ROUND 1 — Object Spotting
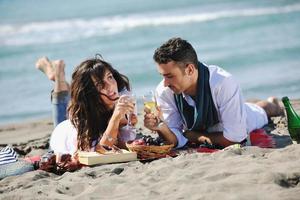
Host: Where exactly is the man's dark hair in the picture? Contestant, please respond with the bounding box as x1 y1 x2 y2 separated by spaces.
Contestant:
153 37 198 67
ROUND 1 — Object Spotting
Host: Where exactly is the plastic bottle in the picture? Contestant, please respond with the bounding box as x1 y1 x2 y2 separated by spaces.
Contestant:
282 96 300 143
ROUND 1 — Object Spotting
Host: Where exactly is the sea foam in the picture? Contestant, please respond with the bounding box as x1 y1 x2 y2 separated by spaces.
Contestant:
1 4 300 46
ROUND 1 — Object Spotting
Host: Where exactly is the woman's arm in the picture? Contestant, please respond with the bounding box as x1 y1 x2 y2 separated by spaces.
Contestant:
98 96 135 147
99 113 122 146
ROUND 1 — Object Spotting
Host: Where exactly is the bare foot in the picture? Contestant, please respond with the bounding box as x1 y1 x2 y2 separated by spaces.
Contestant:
52 59 65 80
52 60 69 92
267 96 284 116
35 57 55 81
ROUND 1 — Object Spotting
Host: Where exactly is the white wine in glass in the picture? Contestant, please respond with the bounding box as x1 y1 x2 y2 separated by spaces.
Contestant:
144 101 156 112
143 91 156 114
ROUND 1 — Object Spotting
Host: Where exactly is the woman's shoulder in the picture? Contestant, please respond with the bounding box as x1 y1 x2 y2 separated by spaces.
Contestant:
50 119 78 154
52 119 77 137
54 119 74 130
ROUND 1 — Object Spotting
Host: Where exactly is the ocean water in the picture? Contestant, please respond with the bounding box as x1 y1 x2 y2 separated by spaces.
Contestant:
0 0 300 125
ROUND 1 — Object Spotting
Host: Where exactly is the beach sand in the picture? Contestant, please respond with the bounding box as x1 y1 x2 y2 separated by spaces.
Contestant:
0 99 299 200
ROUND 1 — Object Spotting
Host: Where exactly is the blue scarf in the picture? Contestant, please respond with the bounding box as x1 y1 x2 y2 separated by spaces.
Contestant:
174 62 219 131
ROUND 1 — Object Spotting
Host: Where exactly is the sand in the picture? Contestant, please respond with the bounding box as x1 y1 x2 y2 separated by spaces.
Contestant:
0 99 299 200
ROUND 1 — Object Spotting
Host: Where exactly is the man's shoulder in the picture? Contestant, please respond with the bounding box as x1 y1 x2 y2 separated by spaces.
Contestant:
207 65 232 79
207 64 235 88
206 65 242 101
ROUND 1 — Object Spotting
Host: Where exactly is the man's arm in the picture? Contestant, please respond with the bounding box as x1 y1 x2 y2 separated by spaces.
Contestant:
183 130 236 148
144 109 178 146
145 112 238 148
155 120 178 146
144 82 188 148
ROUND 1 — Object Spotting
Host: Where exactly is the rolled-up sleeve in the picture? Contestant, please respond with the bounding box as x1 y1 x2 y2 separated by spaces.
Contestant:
169 127 188 148
155 82 188 148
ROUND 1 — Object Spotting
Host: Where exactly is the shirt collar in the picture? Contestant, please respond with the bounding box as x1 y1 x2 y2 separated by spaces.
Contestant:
182 92 196 107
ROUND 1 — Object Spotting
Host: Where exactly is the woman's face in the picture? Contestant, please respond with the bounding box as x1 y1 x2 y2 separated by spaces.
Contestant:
92 69 119 109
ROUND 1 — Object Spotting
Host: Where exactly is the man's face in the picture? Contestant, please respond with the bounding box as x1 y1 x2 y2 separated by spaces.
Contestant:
156 61 191 94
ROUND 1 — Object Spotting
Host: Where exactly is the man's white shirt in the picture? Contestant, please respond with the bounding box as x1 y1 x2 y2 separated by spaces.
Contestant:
155 65 268 148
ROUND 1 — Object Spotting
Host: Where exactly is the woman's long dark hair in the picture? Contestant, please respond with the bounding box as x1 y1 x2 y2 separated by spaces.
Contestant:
68 57 130 151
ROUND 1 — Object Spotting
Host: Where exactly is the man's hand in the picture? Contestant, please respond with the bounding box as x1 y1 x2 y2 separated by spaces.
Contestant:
184 130 235 148
184 131 212 144
143 107 160 131
143 106 178 146
198 135 213 145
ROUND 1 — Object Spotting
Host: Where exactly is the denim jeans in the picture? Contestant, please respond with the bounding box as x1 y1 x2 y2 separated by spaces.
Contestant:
51 91 70 127
0 92 70 180
0 160 35 180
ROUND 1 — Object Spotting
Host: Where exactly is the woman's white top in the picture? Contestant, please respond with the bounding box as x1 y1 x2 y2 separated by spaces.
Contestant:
50 120 78 155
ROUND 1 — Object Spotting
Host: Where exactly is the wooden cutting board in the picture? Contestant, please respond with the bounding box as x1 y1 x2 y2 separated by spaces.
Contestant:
78 150 137 166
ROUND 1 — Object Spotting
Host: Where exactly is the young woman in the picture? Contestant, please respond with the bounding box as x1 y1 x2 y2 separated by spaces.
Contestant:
36 56 137 156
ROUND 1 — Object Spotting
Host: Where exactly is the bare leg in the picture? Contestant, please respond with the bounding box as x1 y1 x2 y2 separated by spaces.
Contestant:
36 58 70 126
35 57 55 81
255 96 284 118
52 60 69 93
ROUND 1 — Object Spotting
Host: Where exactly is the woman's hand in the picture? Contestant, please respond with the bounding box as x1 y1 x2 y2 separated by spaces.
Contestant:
112 95 135 120
119 113 138 127
95 144 108 154
100 95 136 147
130 113 138 126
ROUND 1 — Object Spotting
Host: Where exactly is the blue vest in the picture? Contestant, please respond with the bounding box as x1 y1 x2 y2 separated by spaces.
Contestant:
174 62 219 131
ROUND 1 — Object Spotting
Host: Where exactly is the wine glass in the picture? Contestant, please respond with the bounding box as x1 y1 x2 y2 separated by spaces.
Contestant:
143 91 159 132
125 94 136 129
143 91 156 114
118 90 137 142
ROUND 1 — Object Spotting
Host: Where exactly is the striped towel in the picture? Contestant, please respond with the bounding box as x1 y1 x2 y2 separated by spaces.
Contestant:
0 146 18 165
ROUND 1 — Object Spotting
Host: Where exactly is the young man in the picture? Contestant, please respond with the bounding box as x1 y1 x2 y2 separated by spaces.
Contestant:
144 37 283 148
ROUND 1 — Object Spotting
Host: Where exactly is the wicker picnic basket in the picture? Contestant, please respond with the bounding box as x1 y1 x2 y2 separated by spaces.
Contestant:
126 141 174 160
